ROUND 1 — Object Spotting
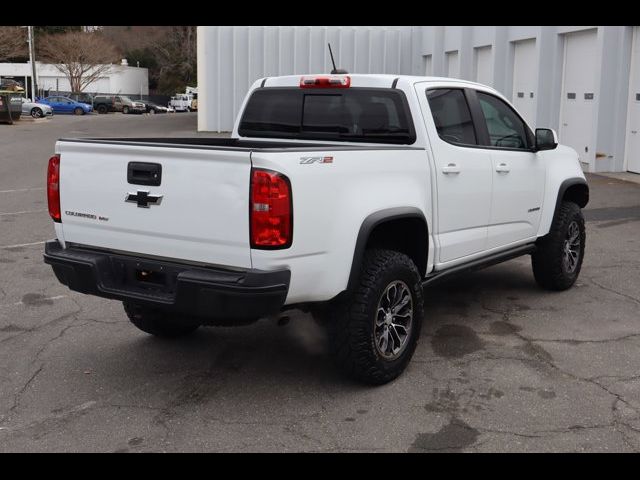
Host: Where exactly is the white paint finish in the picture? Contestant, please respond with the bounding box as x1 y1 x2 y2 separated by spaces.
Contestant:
56 141 253 269
536 145 586 237
474 46 493 86
625 26 640 173
431 138 492 262
486 149 545 248
445 51 459 78
512 38 537 127
414 81 492 263
560 29 598 170
251 148 431 304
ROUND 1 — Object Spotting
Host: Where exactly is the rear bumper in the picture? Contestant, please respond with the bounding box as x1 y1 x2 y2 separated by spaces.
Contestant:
43 240 290 322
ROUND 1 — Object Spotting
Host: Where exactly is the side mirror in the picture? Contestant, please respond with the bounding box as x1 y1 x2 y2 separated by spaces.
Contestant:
535 128 558 151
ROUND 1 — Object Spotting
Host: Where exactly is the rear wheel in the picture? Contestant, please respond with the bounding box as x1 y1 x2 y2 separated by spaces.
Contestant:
532 201 586 290
30 107 43 118
149 108 156 114
328 249 424 385
123 106 130 114
73 107 84 115
123 302 200 338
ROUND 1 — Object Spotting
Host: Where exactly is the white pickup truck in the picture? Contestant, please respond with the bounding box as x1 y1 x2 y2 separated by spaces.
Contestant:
44 74 589 384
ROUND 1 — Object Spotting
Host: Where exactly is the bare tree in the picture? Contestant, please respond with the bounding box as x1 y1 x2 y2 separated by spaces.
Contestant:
152 26 197 92
38 31 119 92
0 26 27 61
99 26 197 94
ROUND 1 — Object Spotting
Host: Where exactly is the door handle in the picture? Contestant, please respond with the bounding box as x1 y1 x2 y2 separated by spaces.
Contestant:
496 163 510 173
442 163 460 174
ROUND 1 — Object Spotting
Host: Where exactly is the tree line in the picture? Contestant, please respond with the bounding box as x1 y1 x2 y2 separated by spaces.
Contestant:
0 26 197 95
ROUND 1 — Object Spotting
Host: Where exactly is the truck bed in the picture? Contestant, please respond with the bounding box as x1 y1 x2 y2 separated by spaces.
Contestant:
59 137 422 152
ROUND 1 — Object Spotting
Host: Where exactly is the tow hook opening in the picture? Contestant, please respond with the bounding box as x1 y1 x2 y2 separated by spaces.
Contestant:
135 269 165 285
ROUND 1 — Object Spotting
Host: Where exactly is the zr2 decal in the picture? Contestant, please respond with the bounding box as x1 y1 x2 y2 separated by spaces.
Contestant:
300 156 333 164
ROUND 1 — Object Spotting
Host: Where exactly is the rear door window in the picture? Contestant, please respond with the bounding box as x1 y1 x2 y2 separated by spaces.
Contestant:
426 88 478 146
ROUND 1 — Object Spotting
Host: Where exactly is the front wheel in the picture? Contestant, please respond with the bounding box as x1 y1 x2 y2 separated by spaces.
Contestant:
31 107 43 118
123 302 200 338
532 201 586 291
328 249 424 385
73 107 84 115
149 108 156 114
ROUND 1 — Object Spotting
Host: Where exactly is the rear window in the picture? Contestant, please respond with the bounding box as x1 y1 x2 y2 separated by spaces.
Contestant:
238 87 416 144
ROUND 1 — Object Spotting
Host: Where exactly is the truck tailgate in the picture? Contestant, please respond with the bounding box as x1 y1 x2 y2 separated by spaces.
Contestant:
57 140 252 268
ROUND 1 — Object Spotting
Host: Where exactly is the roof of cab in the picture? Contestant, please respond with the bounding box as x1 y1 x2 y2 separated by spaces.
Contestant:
261 73 496 92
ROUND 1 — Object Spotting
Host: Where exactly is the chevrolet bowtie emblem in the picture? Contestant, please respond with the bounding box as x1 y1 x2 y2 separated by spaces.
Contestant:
125 191 163 208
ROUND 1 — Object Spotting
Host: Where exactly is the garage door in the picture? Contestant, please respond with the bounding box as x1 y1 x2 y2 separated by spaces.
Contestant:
446 51 459 78
474 46 493 86
626 26 640 174
512 38 537 127
424 55 433 76
560 29 598 171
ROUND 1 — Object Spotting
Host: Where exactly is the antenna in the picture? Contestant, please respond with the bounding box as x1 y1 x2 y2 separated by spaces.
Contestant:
327 43 348 75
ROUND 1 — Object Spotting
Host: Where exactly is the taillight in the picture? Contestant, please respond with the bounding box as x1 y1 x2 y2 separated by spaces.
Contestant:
47 154 61 222
250 168 292 249
299 75 350 88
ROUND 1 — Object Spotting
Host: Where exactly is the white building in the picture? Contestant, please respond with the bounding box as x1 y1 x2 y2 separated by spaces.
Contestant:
0 60 149 98
197 26 640 174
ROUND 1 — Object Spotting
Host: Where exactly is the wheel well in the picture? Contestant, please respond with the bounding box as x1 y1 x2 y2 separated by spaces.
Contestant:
563 183 589 208
345 209 429 292
365 217 428 276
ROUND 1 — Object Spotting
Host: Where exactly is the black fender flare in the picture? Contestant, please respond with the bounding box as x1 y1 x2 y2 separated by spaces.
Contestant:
554 177 589 218
346 207 428 291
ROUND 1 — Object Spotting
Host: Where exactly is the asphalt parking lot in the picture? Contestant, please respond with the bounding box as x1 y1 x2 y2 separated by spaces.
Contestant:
1 113 640 452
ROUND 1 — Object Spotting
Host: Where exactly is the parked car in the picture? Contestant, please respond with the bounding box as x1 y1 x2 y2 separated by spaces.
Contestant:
67 92 94 106
37 96 92 115
21 98 53 118
43 74 589 384
93 95 145 114
139 100 170 114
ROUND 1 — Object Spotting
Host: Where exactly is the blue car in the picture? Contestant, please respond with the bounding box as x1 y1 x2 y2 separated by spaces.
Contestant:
37 96 93 115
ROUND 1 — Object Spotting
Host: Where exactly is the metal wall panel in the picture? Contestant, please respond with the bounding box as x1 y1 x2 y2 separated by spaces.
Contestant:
198 26 415 132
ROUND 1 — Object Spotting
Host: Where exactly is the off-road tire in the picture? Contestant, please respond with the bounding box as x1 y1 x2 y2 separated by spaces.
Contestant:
123 302 200 338
328 249 424 385
532 201 585 291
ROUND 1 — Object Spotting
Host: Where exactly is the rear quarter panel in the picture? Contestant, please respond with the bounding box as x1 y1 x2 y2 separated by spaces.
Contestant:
250 148 432 304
